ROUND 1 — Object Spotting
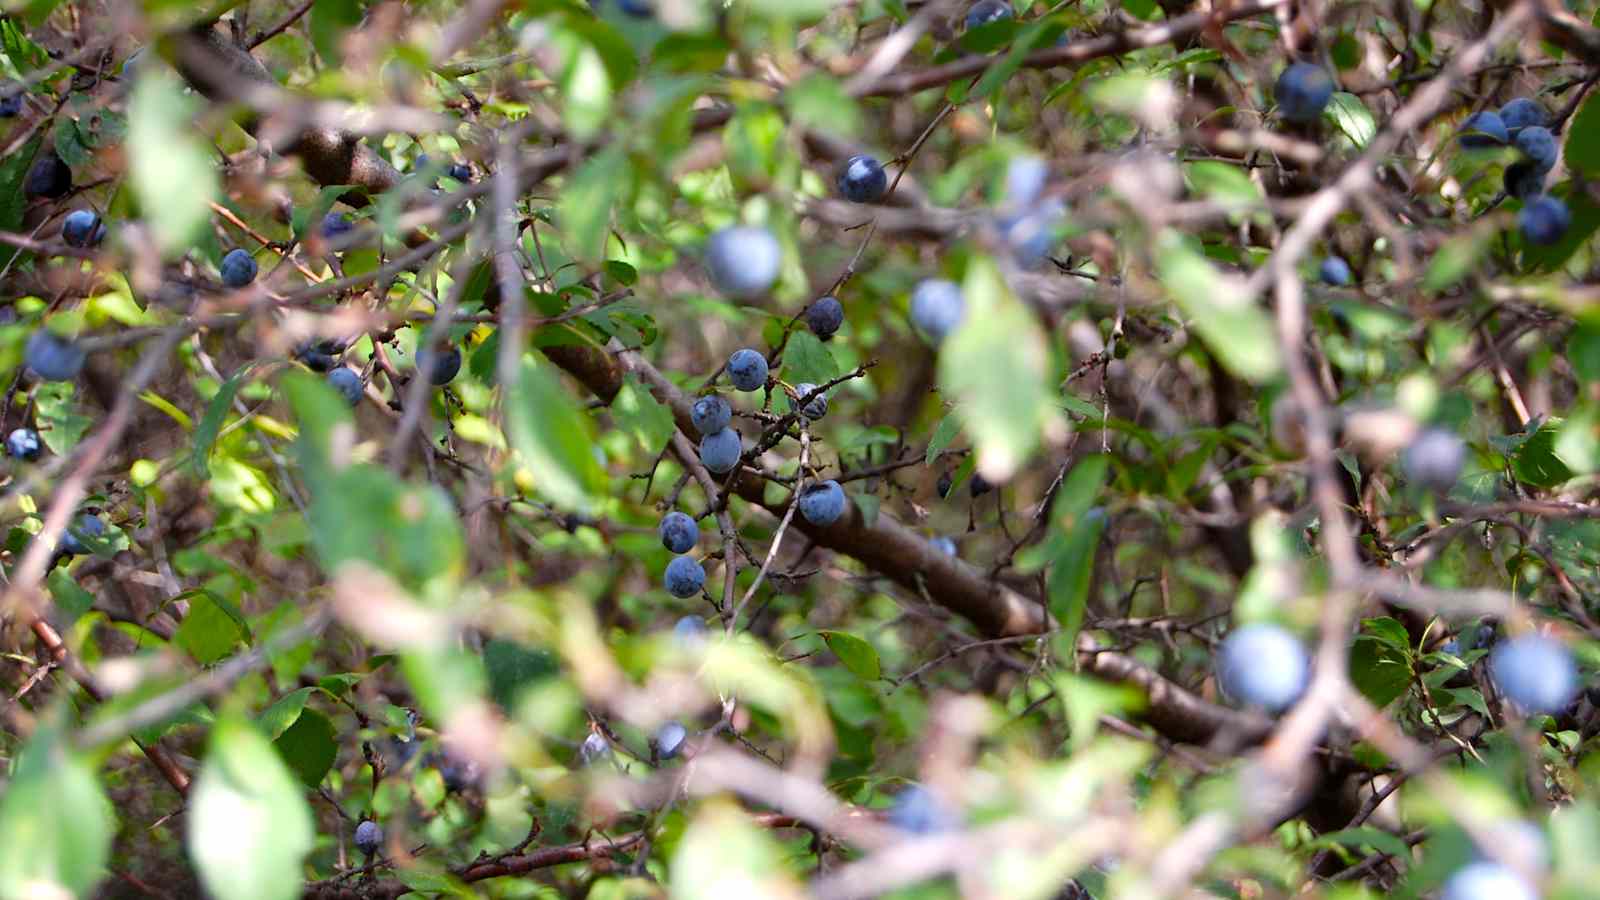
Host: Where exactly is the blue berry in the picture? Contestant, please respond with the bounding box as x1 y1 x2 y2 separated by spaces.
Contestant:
25 330 86 382
1000 199 1062 268
354 820 383 857
964 0 1013 29
837 155 888 203
931 536 957 557
673 615 709 648
417 345 462 386
1215 623 1309 712
706 226 782 299
969 472 994 497
690 394 732 436
910 279 965 343
1274 63 1334 123
1499 98 1547 137
655 721 688 759
579 731 610 764
889 784 958 834
1319 256 1352 286
1004 155 1048 208
414 153 431 171
60 513 106 557
1458 110 1509 149
445 162 472 183
6 428 42 461
658 511 699 554
698 427 742 474
435 753 480 792
1402 427 1466 491
25 153 71 199
320 212 354 240
1504 160 1545 200
797 480 846 527
1515 126 1558 171
328 368 363 406
807 296 844 339
220 248 258 288
1441 862 1536 900
727 349 768 392
791 383 828 420
1490 633 1578 715
295 340 342 373
61 210 105 248
1519 195 1571 246
664 555 706 598
0 90 22 117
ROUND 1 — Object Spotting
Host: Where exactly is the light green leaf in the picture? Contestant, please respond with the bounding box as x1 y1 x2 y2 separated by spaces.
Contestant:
309 0 362 64
188 715 314 900
0 722 113 898
819 630 881 681
560 39 611 142
937 256 1053 480
925 412 962 464
192 365 251 477
612 376 676 453
781 331 838 388
559 145 626 265
506 353 607 513
1155 231 1281 381
1323 92 1376 149
175 590 251 665
257 687 316 740
128 69 218 254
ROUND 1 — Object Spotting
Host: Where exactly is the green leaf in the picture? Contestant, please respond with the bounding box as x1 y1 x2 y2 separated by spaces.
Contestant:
257 687 316 740
506 353 607 513
1323 92 1376 150
1045 456 1109 649
192 365 251 477
781 331 838 388
0 19 50 78
1521 185 1600 272
309 0 362 64
0 135 41 269
175 591 251 665
273 708 337 789
971 18 1057 99
0 723 112 897
1308 826 1412 860
1422 220 1496 293
1155 231 1281 381
1349 636 1411 708
34 381 91 457
787 72 860 138
559 145 626 265
46 569 95 625
1360 616 1412 654
1512 420 1576 489
937 256 1053 480
1565 90 1600 180
925 412 962 465
188 715 314 900
128 68 218 254
612 375 676 453
558 36 612 142
819 631 881 681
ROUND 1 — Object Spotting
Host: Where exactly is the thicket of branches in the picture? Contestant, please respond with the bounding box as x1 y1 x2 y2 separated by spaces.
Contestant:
2 0 1600 898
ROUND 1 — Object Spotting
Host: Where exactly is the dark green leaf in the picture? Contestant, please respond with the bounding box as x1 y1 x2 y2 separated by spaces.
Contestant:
192 366 250 477
273 708 337 789
506 353 607 513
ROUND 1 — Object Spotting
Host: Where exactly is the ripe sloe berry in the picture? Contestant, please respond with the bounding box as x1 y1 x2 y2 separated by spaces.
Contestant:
910 279 965 343
673 615 709 648
1514 126 1558 171
791 383 828 420
664 555 706 598
1441 862 1536 900
60 513 106 557
320 213 354 240
690 395 732 436
658 511 699 554
1519 195 1571 246
797 480 846 526
220 249 258 288
1215 623 1309 712
328 368 363 406
579 732 610 764
1504 160 1545 200
61 210 105 248
807 296 844 339
655 721 688 760
1499 98 1547 137
698 427 742 474
727 349 768 391
354 820 383 857
1402 427 1466 492
965 0 1013 29
1490 633 1578 715
837 155 888 203
1273 63 1334 123
1458 111 1508 149
889 784 958 834
417 345 462 386
1319 256 1352 286
6 428 42 462
24 153 71 199
25 330 86 382
706 226 782 299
